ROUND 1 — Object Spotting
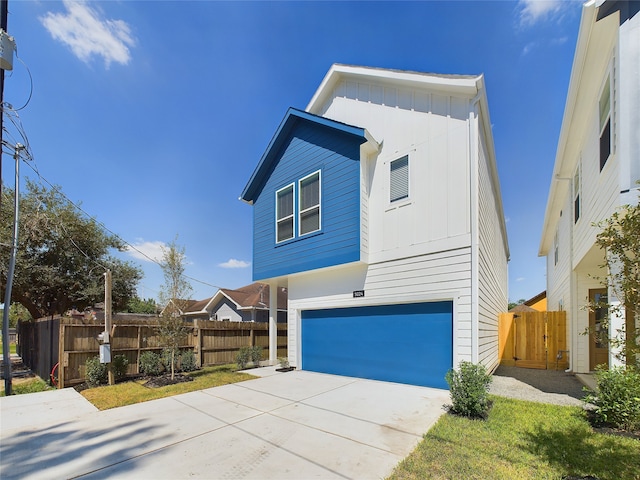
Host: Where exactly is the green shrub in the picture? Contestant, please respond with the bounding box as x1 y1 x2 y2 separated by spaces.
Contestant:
112 354 129 381
278 357 290 369
85 356 108 387
139 351 163 376
445 361 492 419
179 349 197 372
251 346 263 367
584 366 640 431
236 346 252 369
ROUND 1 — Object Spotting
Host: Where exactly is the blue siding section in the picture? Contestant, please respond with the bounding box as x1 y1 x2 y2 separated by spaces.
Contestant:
302 302 453 389
252 118 363 280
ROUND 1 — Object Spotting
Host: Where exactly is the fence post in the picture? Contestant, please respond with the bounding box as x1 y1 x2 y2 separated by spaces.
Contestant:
58 320 65 389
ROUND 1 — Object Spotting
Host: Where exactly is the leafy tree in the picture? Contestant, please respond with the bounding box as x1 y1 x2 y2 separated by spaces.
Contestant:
8 303 32 328
157 238 192 379
508 299 526 310
0 181 143 319
127 296 158 314
589 200 639 368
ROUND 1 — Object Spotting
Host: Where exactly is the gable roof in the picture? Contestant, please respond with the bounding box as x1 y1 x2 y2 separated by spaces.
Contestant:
183 282 289 317
219 282 288 311
306 63 481 114
240 107 372 204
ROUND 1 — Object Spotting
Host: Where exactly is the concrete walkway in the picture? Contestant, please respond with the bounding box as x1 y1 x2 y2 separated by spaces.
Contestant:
0 368 449 479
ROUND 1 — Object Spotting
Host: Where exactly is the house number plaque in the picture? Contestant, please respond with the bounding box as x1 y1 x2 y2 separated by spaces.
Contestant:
353 290 365 298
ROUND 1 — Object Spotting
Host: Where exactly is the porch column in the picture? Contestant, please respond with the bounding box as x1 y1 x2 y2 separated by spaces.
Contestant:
269 281 278 365
608 288 626 368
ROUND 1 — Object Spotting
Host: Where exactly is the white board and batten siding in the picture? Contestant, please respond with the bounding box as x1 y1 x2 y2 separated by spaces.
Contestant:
476 113 508 371
283 70 508 373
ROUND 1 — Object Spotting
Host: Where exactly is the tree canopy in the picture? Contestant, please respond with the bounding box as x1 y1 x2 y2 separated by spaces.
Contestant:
1 181 143 319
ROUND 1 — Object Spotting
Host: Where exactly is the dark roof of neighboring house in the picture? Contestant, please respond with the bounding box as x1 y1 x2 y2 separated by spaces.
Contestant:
185 297 211 313
182 282 288 315
220 282 288 311
524 291 546 307
509 304 538 313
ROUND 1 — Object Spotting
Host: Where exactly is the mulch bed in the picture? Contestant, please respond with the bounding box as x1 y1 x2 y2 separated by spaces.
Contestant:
585 410 640 440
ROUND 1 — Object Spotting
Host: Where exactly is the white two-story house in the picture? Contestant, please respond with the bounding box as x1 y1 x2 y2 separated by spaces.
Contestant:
241 64 508 389
539 0 639 373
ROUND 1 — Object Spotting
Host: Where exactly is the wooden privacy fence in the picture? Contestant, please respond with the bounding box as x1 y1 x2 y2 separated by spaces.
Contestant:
18 315 287 388
498 311 568 370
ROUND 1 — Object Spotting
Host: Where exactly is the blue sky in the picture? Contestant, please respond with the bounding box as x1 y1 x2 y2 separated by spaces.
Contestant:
2 0 583 304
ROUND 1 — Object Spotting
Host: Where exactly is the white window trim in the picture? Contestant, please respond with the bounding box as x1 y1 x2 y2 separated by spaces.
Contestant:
298 170 322 237
598 66 613 170
275 182 295 244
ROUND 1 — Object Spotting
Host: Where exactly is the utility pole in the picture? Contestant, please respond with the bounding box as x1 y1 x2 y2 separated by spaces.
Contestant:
2 144 23 395
0 0 7 198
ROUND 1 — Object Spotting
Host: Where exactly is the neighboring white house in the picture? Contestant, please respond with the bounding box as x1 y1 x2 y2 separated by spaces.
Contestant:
539 0 639 373
162 283 288 323
241 64 509 389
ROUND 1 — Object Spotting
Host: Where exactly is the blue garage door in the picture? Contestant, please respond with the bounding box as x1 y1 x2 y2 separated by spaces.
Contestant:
301 301 453 389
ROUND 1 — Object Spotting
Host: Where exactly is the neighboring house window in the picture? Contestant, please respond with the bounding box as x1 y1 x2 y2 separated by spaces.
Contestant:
599 76 611 170
573 163 581 224
299 170 321 236
390 155 409 202
276 183 294 243
553 228 559 266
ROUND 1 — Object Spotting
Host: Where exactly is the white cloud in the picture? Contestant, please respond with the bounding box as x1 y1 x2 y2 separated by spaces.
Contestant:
516 277 526 282
518 0 564 26
125 240 166 263
40 0 135 68
219 259 251 269
522 41 537 55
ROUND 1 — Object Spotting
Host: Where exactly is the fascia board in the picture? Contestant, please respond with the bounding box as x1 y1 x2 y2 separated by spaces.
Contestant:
307 63 479 114
240 107 367 203
539 1 596 255
475 75 510 261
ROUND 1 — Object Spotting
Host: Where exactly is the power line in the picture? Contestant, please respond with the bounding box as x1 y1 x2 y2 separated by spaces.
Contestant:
17 158 225 292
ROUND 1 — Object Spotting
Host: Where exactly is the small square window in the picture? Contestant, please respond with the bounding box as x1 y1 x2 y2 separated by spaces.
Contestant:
390 156 409 202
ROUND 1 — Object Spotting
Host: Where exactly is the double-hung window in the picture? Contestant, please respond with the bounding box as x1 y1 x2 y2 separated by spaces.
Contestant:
276 184 294 243
390 155 409 203
599 76 611 170
299 171 321 236
275 169 321 244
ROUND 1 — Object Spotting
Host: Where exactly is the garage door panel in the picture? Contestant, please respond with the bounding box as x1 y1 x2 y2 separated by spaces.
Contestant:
302 302 452 389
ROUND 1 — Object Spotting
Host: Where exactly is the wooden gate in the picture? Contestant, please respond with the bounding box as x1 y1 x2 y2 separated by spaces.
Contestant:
498 311 568 370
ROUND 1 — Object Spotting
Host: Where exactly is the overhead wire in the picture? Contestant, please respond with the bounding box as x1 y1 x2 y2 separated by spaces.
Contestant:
16 158 225 293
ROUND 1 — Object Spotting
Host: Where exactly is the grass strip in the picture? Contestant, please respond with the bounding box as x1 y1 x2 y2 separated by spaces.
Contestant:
389 396 639 480
81 364 255 410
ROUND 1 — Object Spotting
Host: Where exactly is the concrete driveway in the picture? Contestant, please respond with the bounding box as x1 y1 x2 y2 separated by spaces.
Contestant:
0 368 449 479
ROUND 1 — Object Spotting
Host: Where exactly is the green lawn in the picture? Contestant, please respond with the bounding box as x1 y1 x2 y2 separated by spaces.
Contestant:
0 342 16 355
388 396 639 480
81 364 256 410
